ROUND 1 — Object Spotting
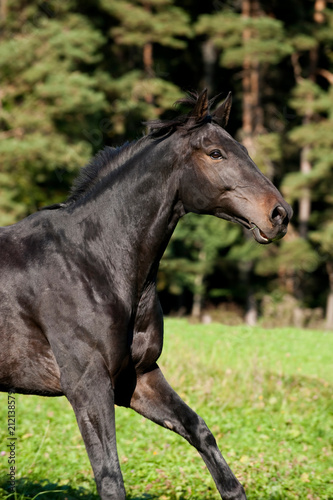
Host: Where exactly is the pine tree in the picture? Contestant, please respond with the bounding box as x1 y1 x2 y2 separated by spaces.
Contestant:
196 1 292 164
97 0 192 135
0 1 108 224
282 1 333 326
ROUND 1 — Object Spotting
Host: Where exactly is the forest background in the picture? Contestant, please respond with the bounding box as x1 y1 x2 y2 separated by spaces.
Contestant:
1 0 333 328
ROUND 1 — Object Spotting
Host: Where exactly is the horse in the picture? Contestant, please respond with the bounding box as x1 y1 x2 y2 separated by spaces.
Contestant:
0 89 292 500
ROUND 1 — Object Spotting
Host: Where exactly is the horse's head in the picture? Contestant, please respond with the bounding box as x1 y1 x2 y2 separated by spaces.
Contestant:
173 89 292 244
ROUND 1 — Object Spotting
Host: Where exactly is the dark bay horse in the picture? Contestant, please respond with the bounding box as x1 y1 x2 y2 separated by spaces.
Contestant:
0 90 292 500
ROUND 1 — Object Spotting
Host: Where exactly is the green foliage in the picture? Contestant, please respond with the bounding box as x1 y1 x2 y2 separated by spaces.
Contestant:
285 75 333 275
0 2 108 221
103 0 192 49
290 33 318 52
0 320 332 499
105 71 182 135
196 12 292 67
289 80 329 120
158 214 241 298
255 237 321 276
311 220 333 256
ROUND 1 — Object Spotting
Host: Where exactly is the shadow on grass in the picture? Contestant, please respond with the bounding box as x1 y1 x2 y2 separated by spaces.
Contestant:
0 478 161 500
0 478 99 500
0 478 226 500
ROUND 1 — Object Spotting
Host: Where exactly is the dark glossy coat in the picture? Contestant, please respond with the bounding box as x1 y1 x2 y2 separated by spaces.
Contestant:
0 90 292 500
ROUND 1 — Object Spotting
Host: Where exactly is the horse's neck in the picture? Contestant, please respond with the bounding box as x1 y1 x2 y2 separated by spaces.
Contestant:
71 140 184 286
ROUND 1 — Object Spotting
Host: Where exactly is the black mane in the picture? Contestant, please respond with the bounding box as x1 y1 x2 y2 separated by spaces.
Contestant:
66 143 131 206
41 140 146 210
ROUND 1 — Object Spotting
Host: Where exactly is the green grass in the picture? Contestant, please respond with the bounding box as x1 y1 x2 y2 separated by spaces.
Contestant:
0 319 332 499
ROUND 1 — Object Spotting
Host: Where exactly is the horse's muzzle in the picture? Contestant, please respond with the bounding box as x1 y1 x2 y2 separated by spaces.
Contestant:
251 202 293 245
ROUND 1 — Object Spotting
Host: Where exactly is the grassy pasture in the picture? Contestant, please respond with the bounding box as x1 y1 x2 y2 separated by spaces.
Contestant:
0 319 332 499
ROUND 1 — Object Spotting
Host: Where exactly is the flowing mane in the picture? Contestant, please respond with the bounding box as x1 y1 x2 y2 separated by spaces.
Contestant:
66 140 144 206
42 139 149 209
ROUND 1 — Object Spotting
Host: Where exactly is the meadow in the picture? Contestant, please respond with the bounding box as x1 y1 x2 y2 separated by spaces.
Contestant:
0 319 332 499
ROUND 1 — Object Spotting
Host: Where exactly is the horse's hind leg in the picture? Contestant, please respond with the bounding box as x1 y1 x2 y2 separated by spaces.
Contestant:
130 365 247 500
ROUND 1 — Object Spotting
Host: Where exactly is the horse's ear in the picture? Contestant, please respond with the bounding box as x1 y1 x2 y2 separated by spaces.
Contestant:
191 88 209 122
212 91 232 128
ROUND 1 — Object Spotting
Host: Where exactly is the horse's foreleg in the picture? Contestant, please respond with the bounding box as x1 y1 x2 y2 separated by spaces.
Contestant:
60 358 126 500
130 365 247 500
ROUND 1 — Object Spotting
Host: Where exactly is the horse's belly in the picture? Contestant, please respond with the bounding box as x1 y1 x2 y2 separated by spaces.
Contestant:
0 320 63 396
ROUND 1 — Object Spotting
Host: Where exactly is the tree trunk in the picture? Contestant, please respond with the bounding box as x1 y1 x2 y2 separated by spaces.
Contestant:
299 144 312 238
245 291 257 326
143 42 154 78
289 0 325 302
191 250 206 319
241 0 264 156
314 0 326 23
240 0 264 325
241 0 254 155
239 238 258 326
202 39 217 95
142 3 154 105
297 0 325 238
326 261 333 329
0 0 7 22
192 287 203 319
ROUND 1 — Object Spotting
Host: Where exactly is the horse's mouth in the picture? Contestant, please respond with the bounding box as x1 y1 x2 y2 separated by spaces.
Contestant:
233 216 271 244
249 223 270 244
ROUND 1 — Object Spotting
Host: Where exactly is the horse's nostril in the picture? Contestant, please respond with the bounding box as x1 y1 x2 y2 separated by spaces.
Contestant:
271 205 287 224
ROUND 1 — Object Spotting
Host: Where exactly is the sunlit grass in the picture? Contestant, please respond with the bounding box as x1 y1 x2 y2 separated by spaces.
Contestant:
0 319 332 499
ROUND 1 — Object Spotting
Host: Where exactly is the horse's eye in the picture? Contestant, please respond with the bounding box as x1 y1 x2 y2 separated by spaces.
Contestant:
209 150 223 160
